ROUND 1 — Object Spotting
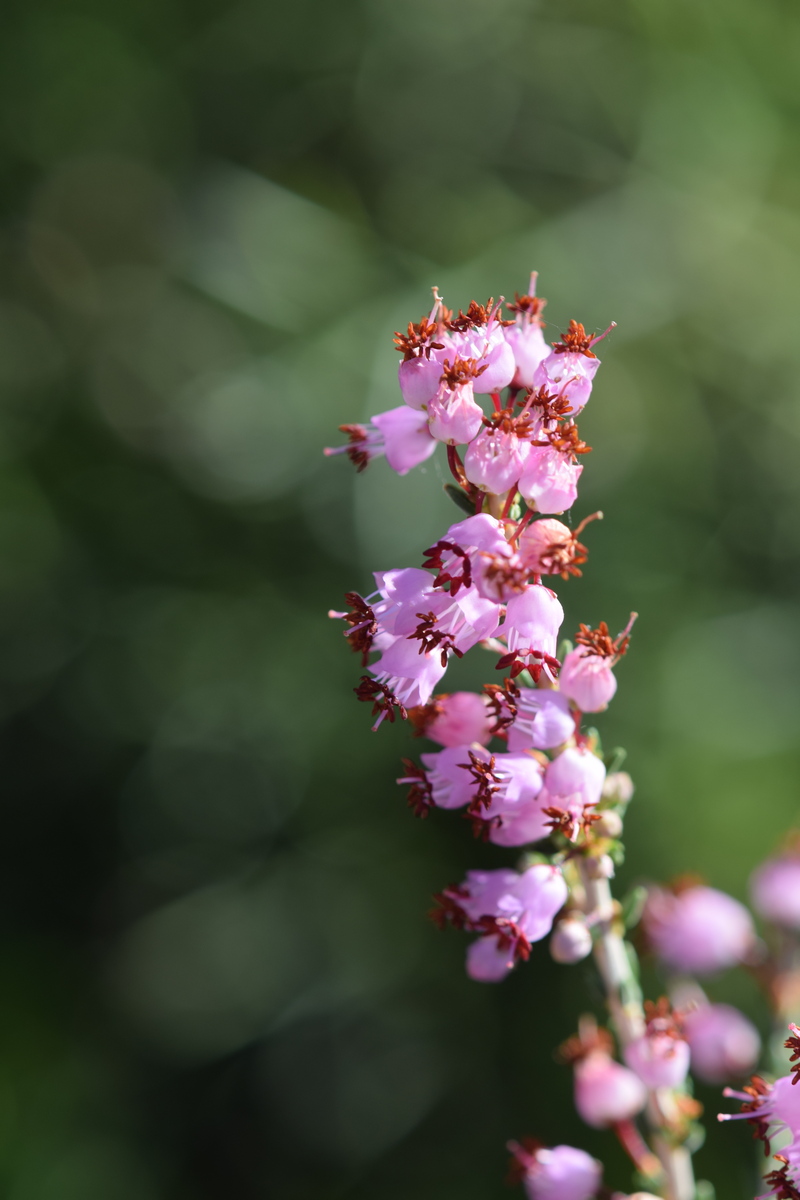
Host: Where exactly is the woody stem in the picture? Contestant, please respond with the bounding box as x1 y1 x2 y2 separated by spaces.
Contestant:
577 861 696 1200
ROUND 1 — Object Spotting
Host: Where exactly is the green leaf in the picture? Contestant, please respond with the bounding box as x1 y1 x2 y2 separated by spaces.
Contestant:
621 885 648 930
443 484 474 514
694 1181 715 1200
557 638 573 661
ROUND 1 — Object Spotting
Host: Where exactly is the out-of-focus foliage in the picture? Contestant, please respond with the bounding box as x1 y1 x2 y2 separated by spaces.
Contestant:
0 0 796 1196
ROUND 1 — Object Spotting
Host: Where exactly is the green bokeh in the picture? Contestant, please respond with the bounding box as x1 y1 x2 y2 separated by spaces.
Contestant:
0 0 795 1195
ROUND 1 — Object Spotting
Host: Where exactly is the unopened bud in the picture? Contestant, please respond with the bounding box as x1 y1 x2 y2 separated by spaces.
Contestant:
595 810 623 838
550 915 593 964
602 771 634 803
584 854 615 880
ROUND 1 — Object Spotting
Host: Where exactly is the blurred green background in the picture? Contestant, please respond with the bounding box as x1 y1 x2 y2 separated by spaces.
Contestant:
0 0 797 1195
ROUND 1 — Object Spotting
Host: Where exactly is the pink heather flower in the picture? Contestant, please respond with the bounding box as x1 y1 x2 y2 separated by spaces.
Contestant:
511 1141 603 1200
463 421 532 495
643 884 755 976
518 445 583 514
392 583 501 658
503 275 550 390
517 514 601 579
424 513 529 605
751 853 800 929
574 1051 647 1129
423 692 493 747
486 797 554 847
507 688 575 752
394 295 450 409
436 864 567 983
531 321 613 415
683 1002 761 1084
550 914 593 964
398 353 446 408
500 584 564 666
324 406 436 475
367 635 448 721
414 745 484 810
624 1031 690 1090
427 358 486 444
545 746 606 810
447 300 516 393
719 1053 800 1145
559 647 617 712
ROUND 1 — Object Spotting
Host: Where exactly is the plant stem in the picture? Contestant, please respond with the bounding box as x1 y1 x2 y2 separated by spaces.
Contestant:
577 861 696 1200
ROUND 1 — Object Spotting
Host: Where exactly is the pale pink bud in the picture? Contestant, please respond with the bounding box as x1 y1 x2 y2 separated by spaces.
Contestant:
574 1052 647 1128
750 854 800 929
624 1032 690 1090
550 915 593 964
425 692 492 747
594 810 623 838
522 1144 602 1200
583 854 615 880
559 647 617 712
683 1002 761 1084
602 772 634 803
643 885 755 975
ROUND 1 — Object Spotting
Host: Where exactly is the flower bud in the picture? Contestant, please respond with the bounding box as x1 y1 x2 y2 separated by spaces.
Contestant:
750 853 800 929
643 884 755 976
624 1032 690 1090
545 746 606 809
574 1052 647 1128
559 647 617 712
550 915 593 964
594 810 623 838
602 772 634 803
682 1002 761 1084
522 1144 602 1200
424 692 493 748
519 518 573 574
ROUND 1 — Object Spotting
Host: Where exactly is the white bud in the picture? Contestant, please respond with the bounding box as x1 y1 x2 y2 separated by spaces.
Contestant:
595 809 623 838
584 854 615 880
602 771 634 803
550 915 593 963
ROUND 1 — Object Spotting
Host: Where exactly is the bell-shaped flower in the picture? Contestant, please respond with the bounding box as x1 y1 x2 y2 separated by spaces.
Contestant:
624 1019 690 1090
500 585 564 669
434 864 567 982
485 797 555 847
507 687 575 751
362 634 448 726
394 300 450 409
519 513 600 579
427 358 486 445
559 647 617 712
545 746 606 810
417 691 493 748
519 444 583 514
463 418 532 495
509 1140 602 1200
574 1052 647 1129
532 320 612 415
683 1001 760 1084
719 1027 800 1165
324 406 437 475
446 298 516 393
503 276 550 390
751 852 800 930
643 884 755 976
423 513 516 600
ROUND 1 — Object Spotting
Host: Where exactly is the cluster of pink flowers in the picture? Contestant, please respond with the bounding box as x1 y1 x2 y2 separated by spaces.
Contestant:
326 277 800 1200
